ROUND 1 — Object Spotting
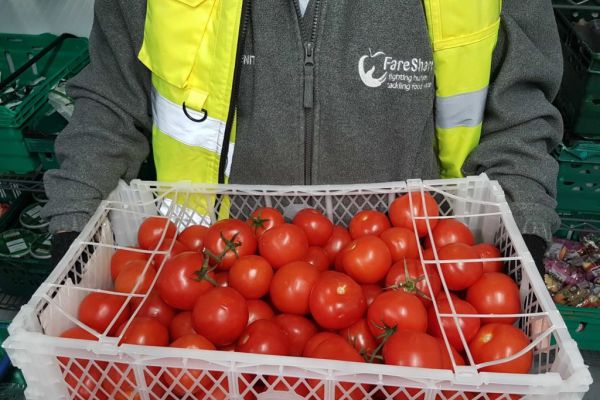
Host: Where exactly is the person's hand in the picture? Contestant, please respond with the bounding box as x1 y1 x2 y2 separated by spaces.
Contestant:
523 234 547 277
51 231 80 267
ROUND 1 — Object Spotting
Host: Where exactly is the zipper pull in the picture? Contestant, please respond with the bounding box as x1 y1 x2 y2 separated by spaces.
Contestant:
303 42 315 109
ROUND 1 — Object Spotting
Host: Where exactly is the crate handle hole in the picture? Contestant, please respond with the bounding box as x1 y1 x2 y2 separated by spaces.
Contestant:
563 180 575 186
576 322 587 333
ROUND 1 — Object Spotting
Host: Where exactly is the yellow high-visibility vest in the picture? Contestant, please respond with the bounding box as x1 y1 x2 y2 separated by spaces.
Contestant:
138 0 502 184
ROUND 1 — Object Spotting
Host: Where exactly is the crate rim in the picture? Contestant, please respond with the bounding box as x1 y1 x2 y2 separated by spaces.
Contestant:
3 174 593 397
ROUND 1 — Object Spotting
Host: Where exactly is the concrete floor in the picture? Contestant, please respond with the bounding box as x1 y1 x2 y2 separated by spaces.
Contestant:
582 351 599 400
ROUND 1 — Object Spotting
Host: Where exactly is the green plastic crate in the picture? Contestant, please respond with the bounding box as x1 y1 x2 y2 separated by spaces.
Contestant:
0 256 52 298
553 4 600 139
555 141 600 214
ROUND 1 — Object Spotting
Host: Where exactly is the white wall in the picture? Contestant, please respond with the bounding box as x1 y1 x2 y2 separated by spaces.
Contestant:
0 0 94 37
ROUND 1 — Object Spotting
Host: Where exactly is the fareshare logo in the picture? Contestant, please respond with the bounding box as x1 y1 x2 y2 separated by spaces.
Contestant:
358 49 388 88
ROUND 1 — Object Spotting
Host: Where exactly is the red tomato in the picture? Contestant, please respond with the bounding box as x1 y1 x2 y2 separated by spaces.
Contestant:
422 247 435 260
192 287 248 346
273 314 318 357
117 317 169 346
114 260 156 295
349 210 391 239
204 219 258 270
169 311 197 340
303 332 342 357
236 319 290 356
334 252 346 272
367 291 428 337
153 238 187 266
270 261 320 315
304 246 330 271
110 248 149 280
385 259 441 306
265 375 310 398
247 299 275 325
427 298 480 351
103 363 162 400
339 318 378 358
134 291 176 327
389 192 439 237
161 334 216 397
215 271 229 287
425 219 475 249
466 273 521 325
137 216 177 250
78 292 130 336
292 208 334 246
383 330 443 368
437 243 483 291
472 243 504 273
178 224 208 252
229 255 273 299
380 227 420 262
156 251 215 310
469 323 532 374
323 225 353 264
341 235 392 284
309 271 367 330
437 338 465 370
258 223 309 269
247 207 285 237
58 326 102 399
361 284 383 307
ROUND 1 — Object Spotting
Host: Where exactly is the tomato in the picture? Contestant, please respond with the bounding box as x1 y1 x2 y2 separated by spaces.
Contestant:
323 225 353 264
292 208 334 246
466 272 521 325
469 323 532 373
138 216 178 250
258 223 309 269
117 317 169 346
273 314 318 357
236 319 290 356
265 375 310 397
178 224 208 252
161 334 216 397
134 291 176 326
427 298 480 351
334 252 346 272
192 287 248 346
361 284 383 307
247 299 275 325
270 261 320 315
422 247 435 260
437 338 465 370
204 219 258 270
229 255 273 299
153 238 188 267
349 210 391 239
385 259 441 306
103 363 162 400
157 251 215 310
368 291 428 337
437 243 483 291
78 292 130 336
303 332 342 357
339 318 377 359
304 246 330 271
341 235 392 284
114 260 156 295
215 271 229 287
380 227 420 262
389 192 439 237
436 291 461 303
169 311 197 340
383 330 443 368
59 327 103 400
472 243 504 273
247 207 285 237
110 247 149 280
309 271 366 330
425 219 475 249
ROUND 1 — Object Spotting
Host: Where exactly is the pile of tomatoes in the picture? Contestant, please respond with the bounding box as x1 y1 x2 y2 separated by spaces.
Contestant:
59 192 533 399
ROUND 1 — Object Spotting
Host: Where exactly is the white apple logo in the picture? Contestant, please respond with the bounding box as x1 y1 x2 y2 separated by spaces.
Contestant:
358 49 388 88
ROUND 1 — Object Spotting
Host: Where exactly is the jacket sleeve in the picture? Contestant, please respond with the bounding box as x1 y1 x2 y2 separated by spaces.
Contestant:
462 0 563 242
42 0 151 233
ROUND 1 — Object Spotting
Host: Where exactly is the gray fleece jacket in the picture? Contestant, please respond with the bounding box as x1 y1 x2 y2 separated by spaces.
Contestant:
42 0 564 242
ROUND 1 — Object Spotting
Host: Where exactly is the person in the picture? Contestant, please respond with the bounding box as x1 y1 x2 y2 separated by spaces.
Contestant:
43 0 563 272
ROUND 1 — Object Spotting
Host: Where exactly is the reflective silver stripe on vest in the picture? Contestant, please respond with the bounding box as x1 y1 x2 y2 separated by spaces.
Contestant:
151 86 226 153
435 87 488 129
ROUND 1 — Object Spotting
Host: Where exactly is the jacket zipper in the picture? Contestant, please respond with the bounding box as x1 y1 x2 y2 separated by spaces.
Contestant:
293 0 322 184
218 0 251 184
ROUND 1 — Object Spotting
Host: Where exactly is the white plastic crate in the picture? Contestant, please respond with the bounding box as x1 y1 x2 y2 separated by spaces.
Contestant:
2 174 593 400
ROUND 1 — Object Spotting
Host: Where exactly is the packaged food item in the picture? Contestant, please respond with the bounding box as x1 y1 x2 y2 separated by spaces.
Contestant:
19 202 49 232
0 229 36 258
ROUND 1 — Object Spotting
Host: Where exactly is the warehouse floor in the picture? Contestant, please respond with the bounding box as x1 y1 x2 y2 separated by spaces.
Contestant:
583 351 599 399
